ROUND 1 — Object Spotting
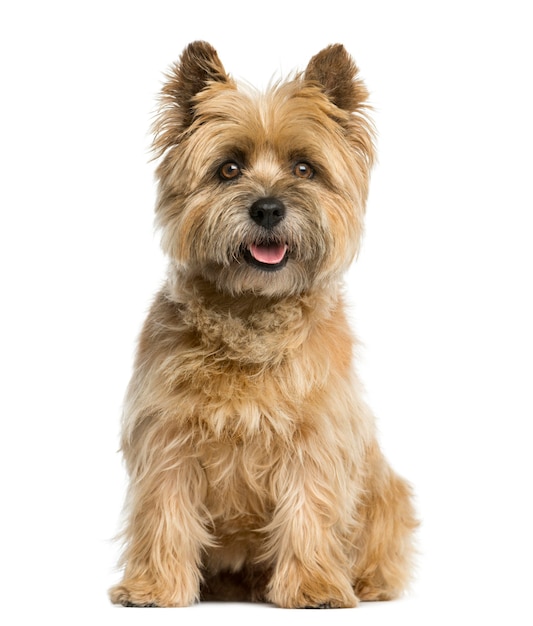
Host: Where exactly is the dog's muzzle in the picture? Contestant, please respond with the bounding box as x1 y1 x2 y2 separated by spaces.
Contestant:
244 197 289 271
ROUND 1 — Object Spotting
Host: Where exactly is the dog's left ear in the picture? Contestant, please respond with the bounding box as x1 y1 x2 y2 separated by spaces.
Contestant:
304 44 369 112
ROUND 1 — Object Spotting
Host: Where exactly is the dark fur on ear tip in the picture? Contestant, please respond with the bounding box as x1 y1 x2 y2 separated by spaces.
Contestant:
304 44 369 112
165 41 231 118
152 41 232 157
177 41 230 92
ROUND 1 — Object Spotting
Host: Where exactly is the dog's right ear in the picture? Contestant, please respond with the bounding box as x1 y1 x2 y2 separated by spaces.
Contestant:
153 41 233 157
304 44 369 113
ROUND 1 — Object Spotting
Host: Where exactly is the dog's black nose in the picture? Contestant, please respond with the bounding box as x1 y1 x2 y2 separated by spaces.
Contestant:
249 197 286 229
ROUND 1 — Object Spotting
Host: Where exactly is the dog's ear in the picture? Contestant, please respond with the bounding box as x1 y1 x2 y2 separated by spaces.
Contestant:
304 44 375 168
304 44 369 112
153 41 233 157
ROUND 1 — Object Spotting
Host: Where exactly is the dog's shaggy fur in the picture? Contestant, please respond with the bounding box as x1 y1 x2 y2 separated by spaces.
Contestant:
109 41 417 608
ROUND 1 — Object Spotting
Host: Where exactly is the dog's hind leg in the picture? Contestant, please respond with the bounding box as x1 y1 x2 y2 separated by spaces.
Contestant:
352 443 418 601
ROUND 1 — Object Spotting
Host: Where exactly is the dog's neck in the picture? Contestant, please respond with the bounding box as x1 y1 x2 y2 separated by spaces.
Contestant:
163 266 343 367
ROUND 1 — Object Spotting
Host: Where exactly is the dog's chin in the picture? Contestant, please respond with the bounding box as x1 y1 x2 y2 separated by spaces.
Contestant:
193 253 312 299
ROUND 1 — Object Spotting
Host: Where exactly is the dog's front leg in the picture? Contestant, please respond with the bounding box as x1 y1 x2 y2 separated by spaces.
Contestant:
110 433 212 608
264 445 359 608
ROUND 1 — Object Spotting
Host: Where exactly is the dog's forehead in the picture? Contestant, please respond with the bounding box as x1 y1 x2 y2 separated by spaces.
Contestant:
189 83 342 172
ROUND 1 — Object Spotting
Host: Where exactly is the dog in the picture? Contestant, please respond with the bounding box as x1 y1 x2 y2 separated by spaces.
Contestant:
109 41 417 608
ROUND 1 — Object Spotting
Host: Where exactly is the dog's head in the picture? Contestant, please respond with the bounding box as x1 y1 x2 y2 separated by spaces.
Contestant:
153 41 375 297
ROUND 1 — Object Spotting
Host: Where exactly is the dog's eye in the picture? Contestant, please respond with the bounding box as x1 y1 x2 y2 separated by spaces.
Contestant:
292 162 314 179
219 161 242 181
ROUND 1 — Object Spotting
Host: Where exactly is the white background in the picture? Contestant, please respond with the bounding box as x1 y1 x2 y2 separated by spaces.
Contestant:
1 1 532 624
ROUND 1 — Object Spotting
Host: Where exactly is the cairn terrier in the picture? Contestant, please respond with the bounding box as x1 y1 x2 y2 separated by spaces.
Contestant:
110 41 417 608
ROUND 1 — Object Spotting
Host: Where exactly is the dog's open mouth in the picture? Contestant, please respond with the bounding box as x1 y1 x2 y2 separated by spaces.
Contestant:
243 242 289 272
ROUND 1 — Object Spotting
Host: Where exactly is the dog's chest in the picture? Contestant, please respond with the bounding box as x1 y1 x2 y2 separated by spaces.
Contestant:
199 439 276 530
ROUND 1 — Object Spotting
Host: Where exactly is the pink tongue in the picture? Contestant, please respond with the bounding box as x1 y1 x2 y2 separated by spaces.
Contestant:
249 243 288 264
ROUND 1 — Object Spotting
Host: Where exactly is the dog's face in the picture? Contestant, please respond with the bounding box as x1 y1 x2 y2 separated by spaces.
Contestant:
153 42 374 297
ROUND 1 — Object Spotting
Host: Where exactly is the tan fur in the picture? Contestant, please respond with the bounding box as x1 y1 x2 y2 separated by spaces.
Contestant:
109 41 417 609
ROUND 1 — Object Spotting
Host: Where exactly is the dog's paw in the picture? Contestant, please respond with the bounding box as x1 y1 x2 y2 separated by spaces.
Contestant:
120 600 158 608
267 562 358 609
109 578 197 608
272 592 358 609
